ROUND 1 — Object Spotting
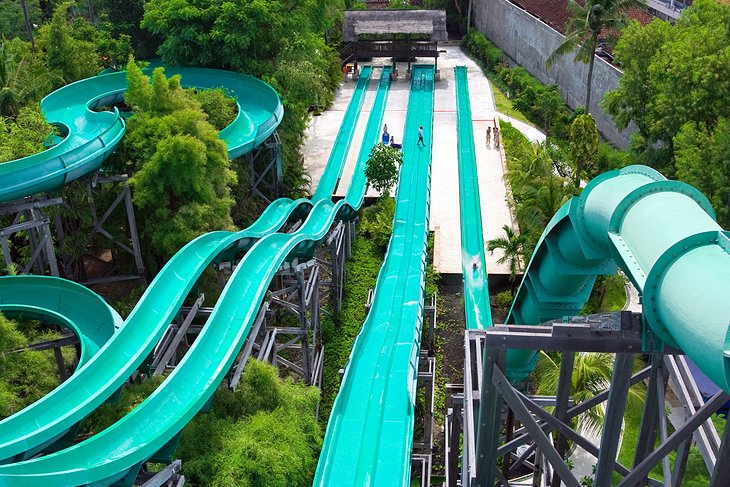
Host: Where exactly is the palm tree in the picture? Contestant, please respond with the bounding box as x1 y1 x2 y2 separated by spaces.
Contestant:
545 0 645 112
534 352 645 436
516 172 571 234
487 224 527 283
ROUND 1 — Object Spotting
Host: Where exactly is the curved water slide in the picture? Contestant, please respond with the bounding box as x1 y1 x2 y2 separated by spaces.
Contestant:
0 65 376 464
506 165 730 395
314 65 435 486
0 67 393 485
454 66 493 332
0 67 283 204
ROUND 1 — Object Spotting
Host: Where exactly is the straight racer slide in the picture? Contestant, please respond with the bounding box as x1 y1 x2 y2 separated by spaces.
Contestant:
314 64 435 486
0 67 392 485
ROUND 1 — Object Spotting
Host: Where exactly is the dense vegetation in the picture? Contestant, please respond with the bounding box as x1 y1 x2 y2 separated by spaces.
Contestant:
0 313 71 418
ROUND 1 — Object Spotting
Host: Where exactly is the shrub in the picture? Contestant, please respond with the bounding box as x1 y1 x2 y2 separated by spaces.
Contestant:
359 197 395 250
495 290 514 310
461 29 503 71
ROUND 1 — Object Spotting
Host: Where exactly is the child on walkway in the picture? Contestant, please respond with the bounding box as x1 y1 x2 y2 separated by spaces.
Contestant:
417 126 425 147
493 127 500 150
486 127 492 148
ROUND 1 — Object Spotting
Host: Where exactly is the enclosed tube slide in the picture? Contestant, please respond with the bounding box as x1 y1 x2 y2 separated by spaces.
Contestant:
507 165 730 394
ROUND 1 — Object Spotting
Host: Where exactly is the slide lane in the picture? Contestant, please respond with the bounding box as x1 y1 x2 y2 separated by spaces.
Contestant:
314 65 435 486
0 64 378 463
507 165 730 396
454 66 492 331
0 65 394 487
312 66 374 202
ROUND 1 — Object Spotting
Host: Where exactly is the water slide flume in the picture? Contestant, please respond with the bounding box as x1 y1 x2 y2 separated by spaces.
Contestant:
507 165 730 394
314 65 435 486
0 68 282 205
0 66 393 486
454 66 493 331
0 66 377 463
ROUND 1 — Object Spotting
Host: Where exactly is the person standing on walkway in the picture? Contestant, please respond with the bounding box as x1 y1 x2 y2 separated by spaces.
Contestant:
493 126 500 149
417 125 425 147
486 127 492 148
382 124 390 145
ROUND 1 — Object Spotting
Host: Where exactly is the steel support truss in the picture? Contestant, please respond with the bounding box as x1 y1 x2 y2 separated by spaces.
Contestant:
0 174 145 284
247 131 283 203
448 311 730 487
315 220 355 313
0 197 62 276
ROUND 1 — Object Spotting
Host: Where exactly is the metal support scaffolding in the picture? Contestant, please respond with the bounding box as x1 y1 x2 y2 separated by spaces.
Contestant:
315 220 354 312
0 174 145 284
72 174 145 284
0 197 61 276
246 131 283 203
259 259 323 386
449 311 729 487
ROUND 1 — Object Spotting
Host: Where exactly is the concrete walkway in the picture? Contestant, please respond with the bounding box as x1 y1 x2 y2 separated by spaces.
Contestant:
302 45 517 276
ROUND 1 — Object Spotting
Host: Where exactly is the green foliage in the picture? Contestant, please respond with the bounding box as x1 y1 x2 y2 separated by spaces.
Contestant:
359 197 395 250
487 225 527 282
176 360 322 486
501 121 574 255
364 142 402 195
0 0 42 41
141 0 343 195
0 313 62 419
534 351 645 436
0 38 58 117
320 235 385 420
461 29 504 71
462 30 574 137
80 375 166 435
605 0 730 176
188 88 237 131
39 2 100 84
98 0 161 59
121 60 237 263
569 114 599 186
546 0 643 110
0 104 54 162
674 118 730 227
582 273 627 314
494 290 514 309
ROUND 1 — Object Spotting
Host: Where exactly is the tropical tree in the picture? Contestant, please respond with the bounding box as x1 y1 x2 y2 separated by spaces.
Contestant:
603 0 730 171
545 0 645 112
569 113 599 186
487 224 527 283
516 173 571 234
534 352 645 436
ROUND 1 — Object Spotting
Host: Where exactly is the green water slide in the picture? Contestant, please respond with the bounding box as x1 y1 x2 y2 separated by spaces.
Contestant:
506 165 730 395
0 64 379 465
454 66 493 331
0 66 393 486
314 65 435 486
0 67 282 204
312 66 373 202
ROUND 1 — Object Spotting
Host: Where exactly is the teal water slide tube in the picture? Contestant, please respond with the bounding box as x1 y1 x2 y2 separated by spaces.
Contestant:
0 68 288 464
0 67 283 204
0 66 375 463
314 65 435 486
0 66 393 486
454 66 492 331
507 165 730 395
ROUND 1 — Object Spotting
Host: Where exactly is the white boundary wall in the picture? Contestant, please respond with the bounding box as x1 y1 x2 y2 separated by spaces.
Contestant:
472 0 634 148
